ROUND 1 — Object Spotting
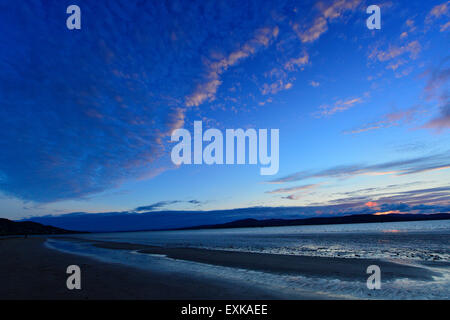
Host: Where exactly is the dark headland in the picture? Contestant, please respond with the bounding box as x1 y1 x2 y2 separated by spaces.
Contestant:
178 213 450 231
0 218 81 236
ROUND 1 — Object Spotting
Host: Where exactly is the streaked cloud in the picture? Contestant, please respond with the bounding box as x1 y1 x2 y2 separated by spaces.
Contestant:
318 185 450 209
343 107 423 134
425 1 450 25
369 41 421 63
440 21 450 31
25 196 450 231
185 27 279 107
315 97 363 117
266 183 321 194
283 52 310 72
268 152 450 183
134 200 202 212
293 0 361 43
422 57 450 132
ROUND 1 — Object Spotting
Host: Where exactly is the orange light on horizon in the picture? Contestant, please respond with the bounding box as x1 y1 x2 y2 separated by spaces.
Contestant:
362 170 399 176
382 229 401 233
373 210 401 215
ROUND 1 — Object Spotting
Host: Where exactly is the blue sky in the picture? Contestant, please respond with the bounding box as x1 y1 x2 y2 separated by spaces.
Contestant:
0 0 449 222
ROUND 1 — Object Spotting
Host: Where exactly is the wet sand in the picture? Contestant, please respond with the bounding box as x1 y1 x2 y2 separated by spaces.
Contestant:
91 239 440 281
0 237 441 299
0 237 299 299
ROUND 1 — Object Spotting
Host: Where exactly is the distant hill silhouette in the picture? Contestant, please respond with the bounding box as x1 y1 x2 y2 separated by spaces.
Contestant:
178 213 450 230
23 210 450 233
0 218 80 236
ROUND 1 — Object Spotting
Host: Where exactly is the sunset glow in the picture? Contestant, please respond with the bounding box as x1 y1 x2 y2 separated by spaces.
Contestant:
373 210 402 216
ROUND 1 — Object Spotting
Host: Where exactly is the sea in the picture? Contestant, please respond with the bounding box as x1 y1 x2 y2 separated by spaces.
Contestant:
46 219 450 299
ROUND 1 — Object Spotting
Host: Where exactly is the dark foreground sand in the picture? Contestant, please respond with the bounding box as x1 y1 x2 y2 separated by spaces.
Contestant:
0 237 296 299
0 237 441 299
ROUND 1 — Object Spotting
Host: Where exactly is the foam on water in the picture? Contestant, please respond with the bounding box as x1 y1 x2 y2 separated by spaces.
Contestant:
46 236 450 299
45 220 450 299
73 220 450 262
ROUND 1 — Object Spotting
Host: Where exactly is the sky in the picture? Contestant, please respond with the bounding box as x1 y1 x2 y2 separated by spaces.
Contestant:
0 0 449 224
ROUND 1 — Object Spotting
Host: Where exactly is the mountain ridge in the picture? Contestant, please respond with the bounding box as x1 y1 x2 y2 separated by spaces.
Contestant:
0 218 81 236
176 213 450 231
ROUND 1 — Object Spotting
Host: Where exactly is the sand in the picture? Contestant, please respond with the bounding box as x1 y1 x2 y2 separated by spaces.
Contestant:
92 240 439 281
0 236 440 299
0 237 300 299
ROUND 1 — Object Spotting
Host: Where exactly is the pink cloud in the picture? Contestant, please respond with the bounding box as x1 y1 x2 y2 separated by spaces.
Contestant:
185 27 278 107
316 97 363 117
426 1 450 24
293 0 361 43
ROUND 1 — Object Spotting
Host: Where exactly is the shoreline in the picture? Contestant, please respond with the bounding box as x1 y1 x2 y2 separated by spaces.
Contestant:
86 239 440 282
0 237 314 299
1 236 447 299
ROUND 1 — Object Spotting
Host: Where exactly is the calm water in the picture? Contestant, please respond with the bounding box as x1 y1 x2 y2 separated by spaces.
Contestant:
73 219 450 261
47 220 450 299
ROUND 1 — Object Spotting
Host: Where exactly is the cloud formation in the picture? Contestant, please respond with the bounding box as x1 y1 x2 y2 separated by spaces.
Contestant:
266 183 321 194
25 198 450 232
422 57 450 132
425 1 450 25
343 107 423 134
325 186 450 209
185 27 279 107
293 0 361 43
268 152 450 183
315 97 363 117
0 0 312 203
134 200 202 212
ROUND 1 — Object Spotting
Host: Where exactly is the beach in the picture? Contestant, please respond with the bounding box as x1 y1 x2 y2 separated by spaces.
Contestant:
0 237 295 300
1 232 447 300
92 239 439 281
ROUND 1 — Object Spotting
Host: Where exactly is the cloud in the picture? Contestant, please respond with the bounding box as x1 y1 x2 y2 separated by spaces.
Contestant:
365 201 378 207
424 58 450 96
259 52 309 96
309 81 320 87
294 17 328 43
1 1 206 202
0 1 292 203
422 98 450 132
283 52 310 71
422 57 450 132
369 41 421 63
317 186 450 210
293 0 361 43
367 30 422 79
343 107 423 134
315 97 363 117
185 27 278 107
134 201 182 212
268 151 450 183
266 183 321 194
134 199 203 212
441 21 450 31
261 79 293 95
425 1 450 25
353 56 449 134
283 193 307 200
24 198 450 231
